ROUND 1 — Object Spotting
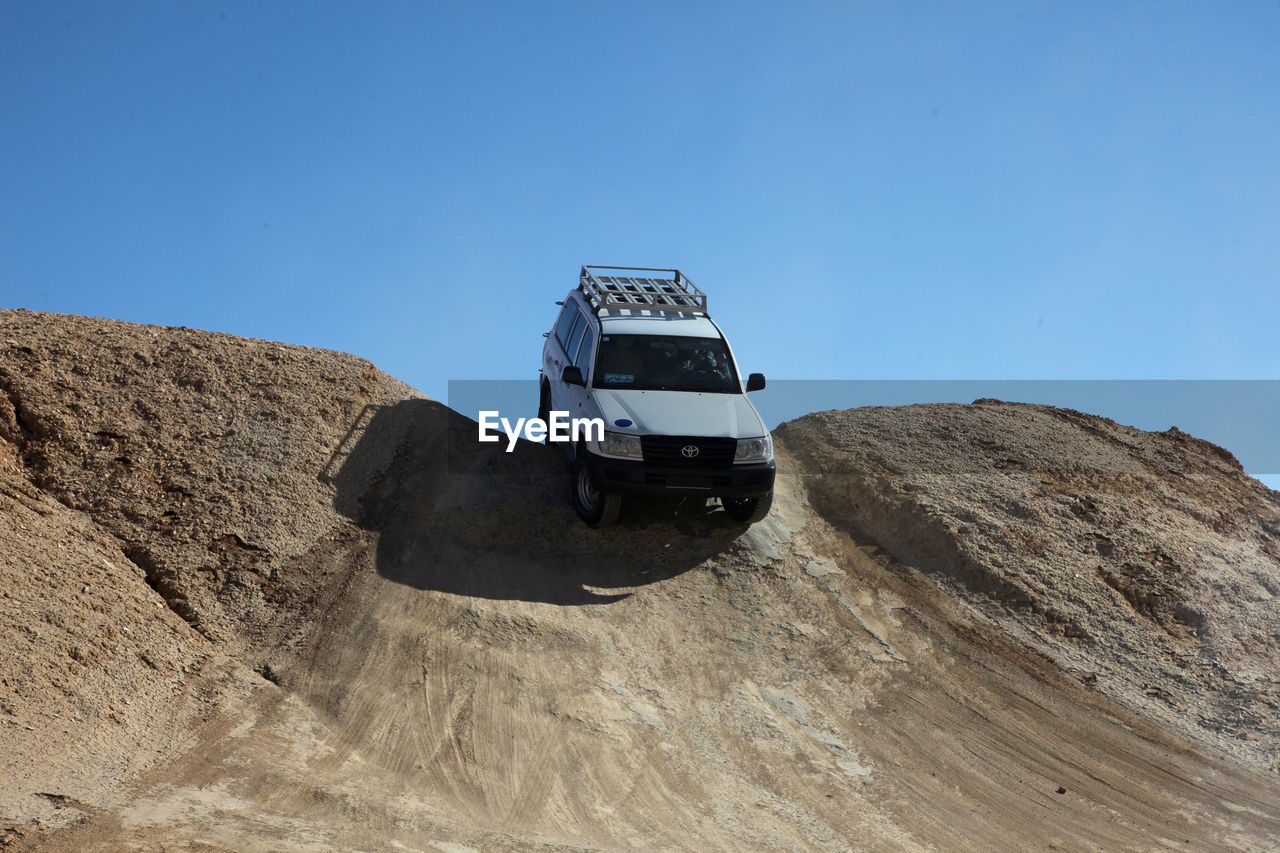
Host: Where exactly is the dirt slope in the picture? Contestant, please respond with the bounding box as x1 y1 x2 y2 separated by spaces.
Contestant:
2 309 1278 851
779 403 1280 773
0 309 416 842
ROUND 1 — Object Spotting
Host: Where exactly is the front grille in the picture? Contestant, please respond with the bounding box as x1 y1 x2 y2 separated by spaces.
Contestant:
641 435 737 467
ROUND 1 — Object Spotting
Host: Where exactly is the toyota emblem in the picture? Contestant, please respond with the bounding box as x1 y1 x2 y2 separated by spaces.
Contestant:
681 445 700 458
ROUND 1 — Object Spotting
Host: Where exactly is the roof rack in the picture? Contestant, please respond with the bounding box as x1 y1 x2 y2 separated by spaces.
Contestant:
579 265 708 315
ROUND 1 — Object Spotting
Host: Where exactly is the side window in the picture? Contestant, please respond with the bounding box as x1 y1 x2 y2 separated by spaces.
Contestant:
566 320 587 366
554 304 578 350
563 310 584 357
573 328 595 375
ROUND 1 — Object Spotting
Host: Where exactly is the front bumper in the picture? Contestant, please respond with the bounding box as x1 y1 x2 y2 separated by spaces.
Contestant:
586 452 776 498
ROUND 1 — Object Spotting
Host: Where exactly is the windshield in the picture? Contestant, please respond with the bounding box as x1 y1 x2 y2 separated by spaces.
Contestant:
593 334 740 393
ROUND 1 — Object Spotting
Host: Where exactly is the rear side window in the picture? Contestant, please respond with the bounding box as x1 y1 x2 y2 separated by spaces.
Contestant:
554 304 578 350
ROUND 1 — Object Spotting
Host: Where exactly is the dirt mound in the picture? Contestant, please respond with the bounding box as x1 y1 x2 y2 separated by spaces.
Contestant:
0 309 415 836
3 309 1278 851
777 402 1280 771
0 309 416 653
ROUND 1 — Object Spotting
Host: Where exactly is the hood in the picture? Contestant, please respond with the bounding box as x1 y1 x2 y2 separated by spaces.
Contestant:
591 389 767 439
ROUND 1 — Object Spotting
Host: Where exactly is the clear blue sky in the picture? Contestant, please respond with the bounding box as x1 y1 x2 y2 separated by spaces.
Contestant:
3 3 1277 476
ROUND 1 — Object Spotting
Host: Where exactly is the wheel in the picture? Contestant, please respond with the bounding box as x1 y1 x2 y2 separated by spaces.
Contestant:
571 451 621 527
723 491 772 524
538 381 551 429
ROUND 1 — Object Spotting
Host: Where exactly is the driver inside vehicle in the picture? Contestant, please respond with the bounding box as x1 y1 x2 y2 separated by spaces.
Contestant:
684 343 729 380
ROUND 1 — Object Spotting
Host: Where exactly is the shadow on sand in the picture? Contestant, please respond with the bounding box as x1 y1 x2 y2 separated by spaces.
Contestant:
324 399 749 605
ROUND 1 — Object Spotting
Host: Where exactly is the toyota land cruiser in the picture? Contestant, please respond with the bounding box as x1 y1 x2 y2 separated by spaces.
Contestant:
539 265 775 527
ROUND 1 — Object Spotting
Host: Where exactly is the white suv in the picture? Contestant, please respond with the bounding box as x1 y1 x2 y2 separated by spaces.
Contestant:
539 266 775 527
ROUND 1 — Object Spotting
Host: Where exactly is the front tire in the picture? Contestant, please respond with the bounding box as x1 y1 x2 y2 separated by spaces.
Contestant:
723 491 772 524
538 381 551 428
571 451 621 527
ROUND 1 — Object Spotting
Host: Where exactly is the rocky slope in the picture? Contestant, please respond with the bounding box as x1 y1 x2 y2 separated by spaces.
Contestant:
2 308 1277 851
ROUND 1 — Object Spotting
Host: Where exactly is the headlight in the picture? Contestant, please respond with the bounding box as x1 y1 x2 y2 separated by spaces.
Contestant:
735 434 773 463
599 431 643 460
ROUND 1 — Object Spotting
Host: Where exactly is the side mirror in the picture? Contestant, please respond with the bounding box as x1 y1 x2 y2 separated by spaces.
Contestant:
562 365 585 387
746 372 766 392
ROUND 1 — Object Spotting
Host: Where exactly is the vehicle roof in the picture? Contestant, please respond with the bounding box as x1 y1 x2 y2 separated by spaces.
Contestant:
566 290 722 338
596 310 721 338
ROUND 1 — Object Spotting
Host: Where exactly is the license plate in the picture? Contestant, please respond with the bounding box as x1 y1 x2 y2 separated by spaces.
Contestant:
667 476 711 489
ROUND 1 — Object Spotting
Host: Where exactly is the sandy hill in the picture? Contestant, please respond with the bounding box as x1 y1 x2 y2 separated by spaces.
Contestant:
1 308 1278 851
